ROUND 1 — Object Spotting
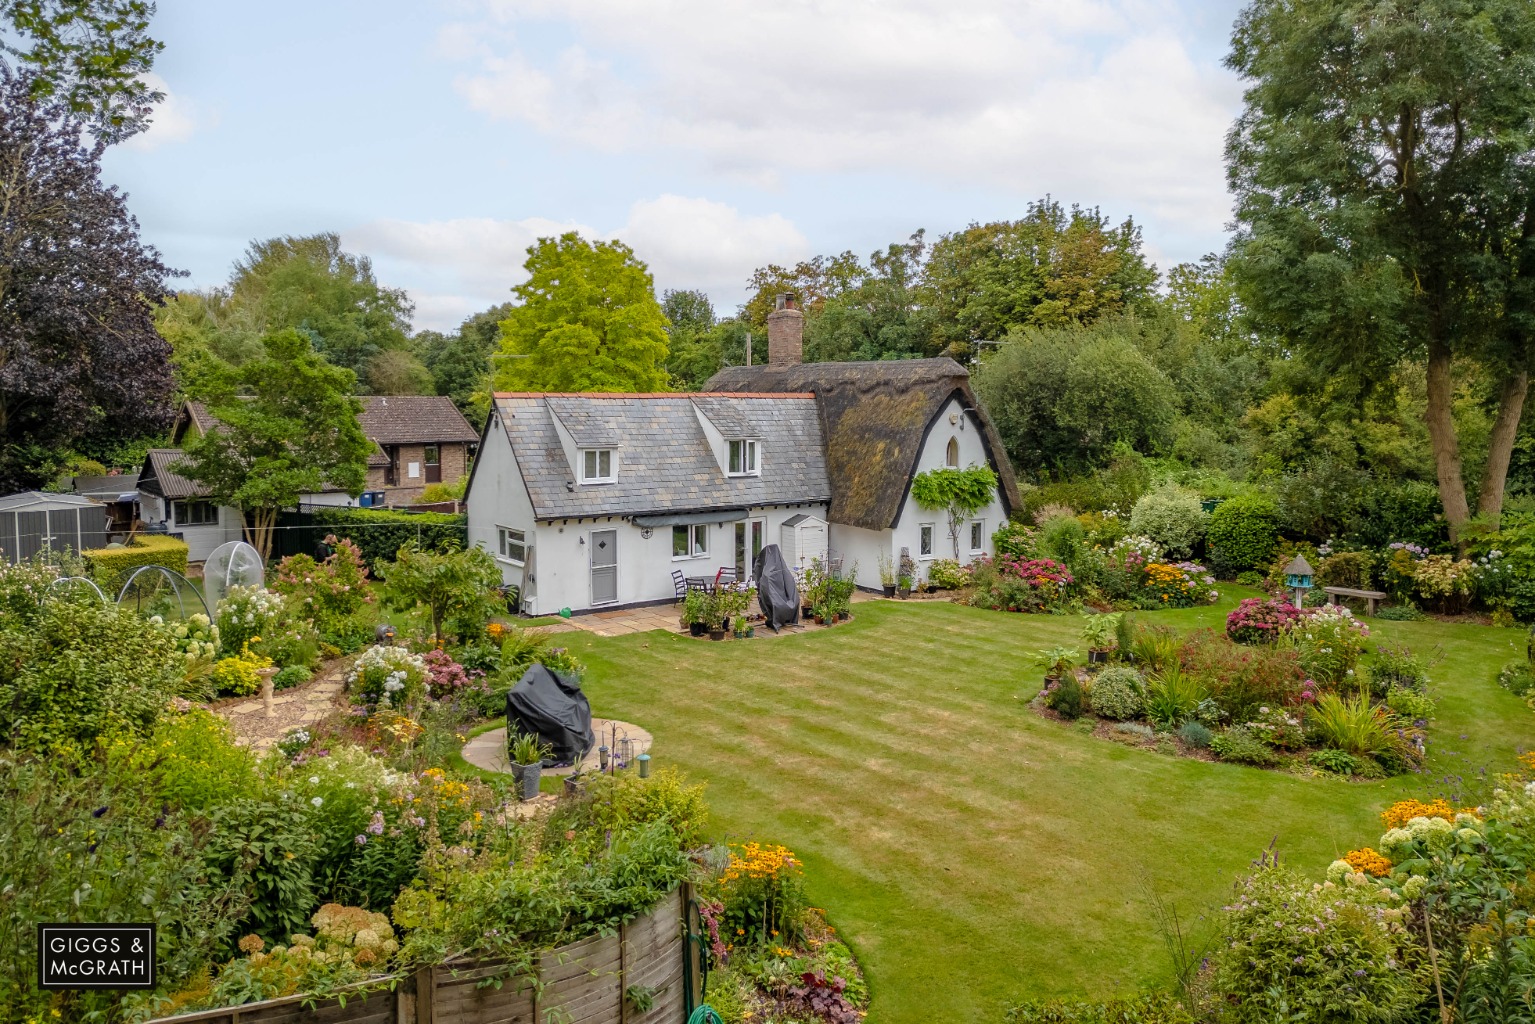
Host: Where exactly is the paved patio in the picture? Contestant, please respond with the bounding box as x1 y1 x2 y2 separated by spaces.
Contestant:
560 590 882 638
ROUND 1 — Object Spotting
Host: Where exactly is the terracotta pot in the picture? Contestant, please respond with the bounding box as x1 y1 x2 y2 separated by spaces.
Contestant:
813 615 825 625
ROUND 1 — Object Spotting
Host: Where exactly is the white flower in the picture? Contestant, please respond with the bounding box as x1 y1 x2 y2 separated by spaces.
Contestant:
311 797 323 807
309 776 320 785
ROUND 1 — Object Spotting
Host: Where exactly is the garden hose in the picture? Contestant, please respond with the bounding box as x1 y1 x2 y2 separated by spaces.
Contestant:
682 896 723 1024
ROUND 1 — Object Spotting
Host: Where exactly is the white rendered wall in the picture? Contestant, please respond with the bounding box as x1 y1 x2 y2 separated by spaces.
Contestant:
465 415 538 594
524 503 827 615
138 493 243 562
831 524 892 590
891 396 1009 583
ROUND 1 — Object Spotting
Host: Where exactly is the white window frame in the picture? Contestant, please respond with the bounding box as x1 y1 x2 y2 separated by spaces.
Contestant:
172 500 218 527
918 523 935 559
970 519 985 553
580 448 616 484
727 438 760 477
497 526 527 565
945 436 960 468
672 523 710 560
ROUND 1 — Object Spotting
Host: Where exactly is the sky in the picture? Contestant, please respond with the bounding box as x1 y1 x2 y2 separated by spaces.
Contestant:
102 0 1251 333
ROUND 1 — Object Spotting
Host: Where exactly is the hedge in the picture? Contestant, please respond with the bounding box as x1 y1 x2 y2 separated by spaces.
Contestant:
289 506 467 568
1206 495 1280 572
82 535 190 590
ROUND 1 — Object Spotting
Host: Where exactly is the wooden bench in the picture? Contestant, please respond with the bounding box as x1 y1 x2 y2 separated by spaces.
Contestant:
1324 586 1388 616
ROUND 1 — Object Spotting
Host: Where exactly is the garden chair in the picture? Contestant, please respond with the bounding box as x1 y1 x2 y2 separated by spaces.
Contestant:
672 570 688 602
714 566 738 589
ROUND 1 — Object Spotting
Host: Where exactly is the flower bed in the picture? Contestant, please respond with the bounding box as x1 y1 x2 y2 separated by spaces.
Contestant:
970 555 1075 613
1034 616 1432 779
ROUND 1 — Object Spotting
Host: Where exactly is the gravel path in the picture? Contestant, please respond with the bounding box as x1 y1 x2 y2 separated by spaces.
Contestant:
210 660 350 753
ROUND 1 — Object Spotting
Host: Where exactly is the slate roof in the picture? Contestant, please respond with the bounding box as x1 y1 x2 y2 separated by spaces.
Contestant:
705 358 1021 531
180 396 477 447
489 393 829 520
139 449 211 501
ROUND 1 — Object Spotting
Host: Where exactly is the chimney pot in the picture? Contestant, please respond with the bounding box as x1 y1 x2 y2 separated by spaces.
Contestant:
767 291 803 365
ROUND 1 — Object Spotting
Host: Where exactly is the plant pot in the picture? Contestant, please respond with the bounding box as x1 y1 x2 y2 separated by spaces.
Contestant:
802 605 814 617
708 629 726 641
838 611 850 622
814 615 825 625
897 587 910 599
745 626 755 638
511 762 541 801
882 584 896 598
1088 649 1109 665
689 621 707 637
563 774 585 797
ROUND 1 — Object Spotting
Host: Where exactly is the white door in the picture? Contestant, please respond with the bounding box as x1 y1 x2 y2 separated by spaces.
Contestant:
590 529 618 605
735 518 765 579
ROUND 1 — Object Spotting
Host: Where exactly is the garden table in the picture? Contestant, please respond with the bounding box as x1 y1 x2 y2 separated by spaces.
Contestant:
685 576 715 593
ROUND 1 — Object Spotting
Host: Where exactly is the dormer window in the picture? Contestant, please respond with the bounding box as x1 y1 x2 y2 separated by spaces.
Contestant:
727 439 760 477
580 448 615 484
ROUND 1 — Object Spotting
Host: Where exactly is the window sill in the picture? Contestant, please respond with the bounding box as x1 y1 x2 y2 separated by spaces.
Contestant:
496 556 525 568
579 479 616 486
671 553 709 562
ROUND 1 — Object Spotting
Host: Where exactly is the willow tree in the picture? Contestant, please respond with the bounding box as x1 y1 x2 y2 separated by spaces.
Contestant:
1226 0 1535 537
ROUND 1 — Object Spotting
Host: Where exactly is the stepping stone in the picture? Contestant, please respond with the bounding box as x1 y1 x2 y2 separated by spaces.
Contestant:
228 701 261 714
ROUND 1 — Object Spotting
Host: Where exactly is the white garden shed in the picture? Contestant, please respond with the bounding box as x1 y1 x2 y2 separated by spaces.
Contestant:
780 513 828 570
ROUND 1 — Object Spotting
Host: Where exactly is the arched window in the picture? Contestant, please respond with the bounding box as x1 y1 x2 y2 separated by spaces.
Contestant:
945 436 960 468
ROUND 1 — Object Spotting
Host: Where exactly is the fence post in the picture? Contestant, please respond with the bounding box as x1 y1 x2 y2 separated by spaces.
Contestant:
414 965 434 1024
618 919 629 1024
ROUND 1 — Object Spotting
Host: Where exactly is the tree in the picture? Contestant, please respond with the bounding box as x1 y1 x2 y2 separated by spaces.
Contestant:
229 233 414 377
911 466 998 559
174 330 371 560
922 199 1159 356
379 543 502 645
418 302 511 417
493 233 670 393
1225 0 1535 537
0 70 176 492
364 349 433 395
0 0 163 141
153 288 265 398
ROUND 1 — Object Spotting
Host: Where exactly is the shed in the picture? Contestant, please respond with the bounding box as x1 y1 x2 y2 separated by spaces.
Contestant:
0 492 110 565
780 513 828 570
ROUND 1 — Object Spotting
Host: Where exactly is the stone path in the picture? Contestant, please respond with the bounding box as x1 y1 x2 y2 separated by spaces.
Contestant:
212 661 349 753
462 717 653 775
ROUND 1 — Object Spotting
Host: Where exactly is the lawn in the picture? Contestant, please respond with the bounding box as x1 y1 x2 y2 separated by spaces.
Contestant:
568 591 1533 1023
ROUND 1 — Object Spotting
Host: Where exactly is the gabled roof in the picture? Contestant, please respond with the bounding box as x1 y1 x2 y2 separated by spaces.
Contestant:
704 358 1021 531
0 491 102 512
487 393 829 521
139 449 211 501
177 395 477 447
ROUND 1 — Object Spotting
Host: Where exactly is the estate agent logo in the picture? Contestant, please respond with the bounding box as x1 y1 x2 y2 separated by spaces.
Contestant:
38 924 156 990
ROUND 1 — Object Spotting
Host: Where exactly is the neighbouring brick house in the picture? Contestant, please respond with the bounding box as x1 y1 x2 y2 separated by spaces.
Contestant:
143 397 479 554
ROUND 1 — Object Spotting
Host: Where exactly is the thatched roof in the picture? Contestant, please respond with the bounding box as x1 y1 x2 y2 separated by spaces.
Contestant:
705 358 1021 531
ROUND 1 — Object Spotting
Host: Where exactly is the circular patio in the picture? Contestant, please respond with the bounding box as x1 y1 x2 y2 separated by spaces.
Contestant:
461 717 653 775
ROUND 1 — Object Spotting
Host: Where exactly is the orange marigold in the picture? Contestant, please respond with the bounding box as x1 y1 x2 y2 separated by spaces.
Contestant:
1380 798 1473 830
1343 847 1392 877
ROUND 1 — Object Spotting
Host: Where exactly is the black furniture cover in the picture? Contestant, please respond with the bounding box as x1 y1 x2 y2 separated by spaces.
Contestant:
754 543 801 631
505 664 595 767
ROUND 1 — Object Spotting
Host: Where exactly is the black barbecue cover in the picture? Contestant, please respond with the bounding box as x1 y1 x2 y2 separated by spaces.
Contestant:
754 543 801 630
505 664 594 766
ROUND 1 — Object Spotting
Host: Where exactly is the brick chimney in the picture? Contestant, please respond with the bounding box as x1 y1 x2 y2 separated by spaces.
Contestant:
766 292 803 365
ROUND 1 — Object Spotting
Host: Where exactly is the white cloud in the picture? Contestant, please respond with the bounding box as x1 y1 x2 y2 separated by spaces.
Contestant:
346 196 809 331
123 73 210 152
441 0 1239 229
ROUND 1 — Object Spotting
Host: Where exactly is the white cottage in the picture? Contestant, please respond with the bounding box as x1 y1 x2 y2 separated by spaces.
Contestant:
466 294 1020 613
465 391 831 615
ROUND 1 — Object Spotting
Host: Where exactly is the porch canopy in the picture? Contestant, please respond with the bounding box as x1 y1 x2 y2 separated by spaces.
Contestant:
631 508 747 528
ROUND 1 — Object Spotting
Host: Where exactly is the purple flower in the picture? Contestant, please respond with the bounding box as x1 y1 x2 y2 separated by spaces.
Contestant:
367 811 386 835
354 834 368 845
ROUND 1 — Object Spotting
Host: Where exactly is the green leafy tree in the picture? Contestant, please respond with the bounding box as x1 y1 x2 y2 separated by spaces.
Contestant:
1 0 163 141
379 543 502 644
911 466 998 559
228 233 414 377
174 330 371 559
493 233 670 393
1226 0 1535 537
417 301 511 420
363 349 434 395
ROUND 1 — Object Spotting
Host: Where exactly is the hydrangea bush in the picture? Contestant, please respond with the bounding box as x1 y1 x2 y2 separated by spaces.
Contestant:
1224 597 1304 645
969 556 1075 613
216 585 292 656
347 644 428 708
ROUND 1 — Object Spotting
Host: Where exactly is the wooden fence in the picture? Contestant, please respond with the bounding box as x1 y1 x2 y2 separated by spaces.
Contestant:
146 888 697 1024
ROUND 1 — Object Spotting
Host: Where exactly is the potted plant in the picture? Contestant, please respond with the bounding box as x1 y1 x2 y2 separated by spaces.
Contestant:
1080 613 1121 664
1036 646 1081 685
683 589 708 637
878 552 897 598
563 758 591 796
507 731 550 801
704 591 727 640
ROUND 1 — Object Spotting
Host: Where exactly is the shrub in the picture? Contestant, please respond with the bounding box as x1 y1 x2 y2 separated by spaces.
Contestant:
274 664 311 689
1044 676 1086 719
1375 603 1427 621
1128 486 1207 559
1411 553 1477 613
1385 687 1437 723
106 709 257 811
1004 994 1194 1024
1498 659 1535 697
969 556 1075 613
1224 597 1302 645
992 519 1038 559
149 612 220 685
1143 667 1205 727
1175 720 1212 749
1209 726 1278 767
1308 747 1366 775
1205 495 1279 572
1209 867 1426 1022
216 586 293 656
1316 550 1371 590
1235 569 1264 587
347 644 428 708
0 599 185 751
271 537 374 631
925 558 971 590
212 644 272 697
1178 629 1307 724
1283 603 1369 684
1368 644 1428 695
1089 666 1144 720
380 543 504 644
1099 535 1160 601
1038 514 1089 571
81 534 190 587
421 648 482 700
1308 692 1397 760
